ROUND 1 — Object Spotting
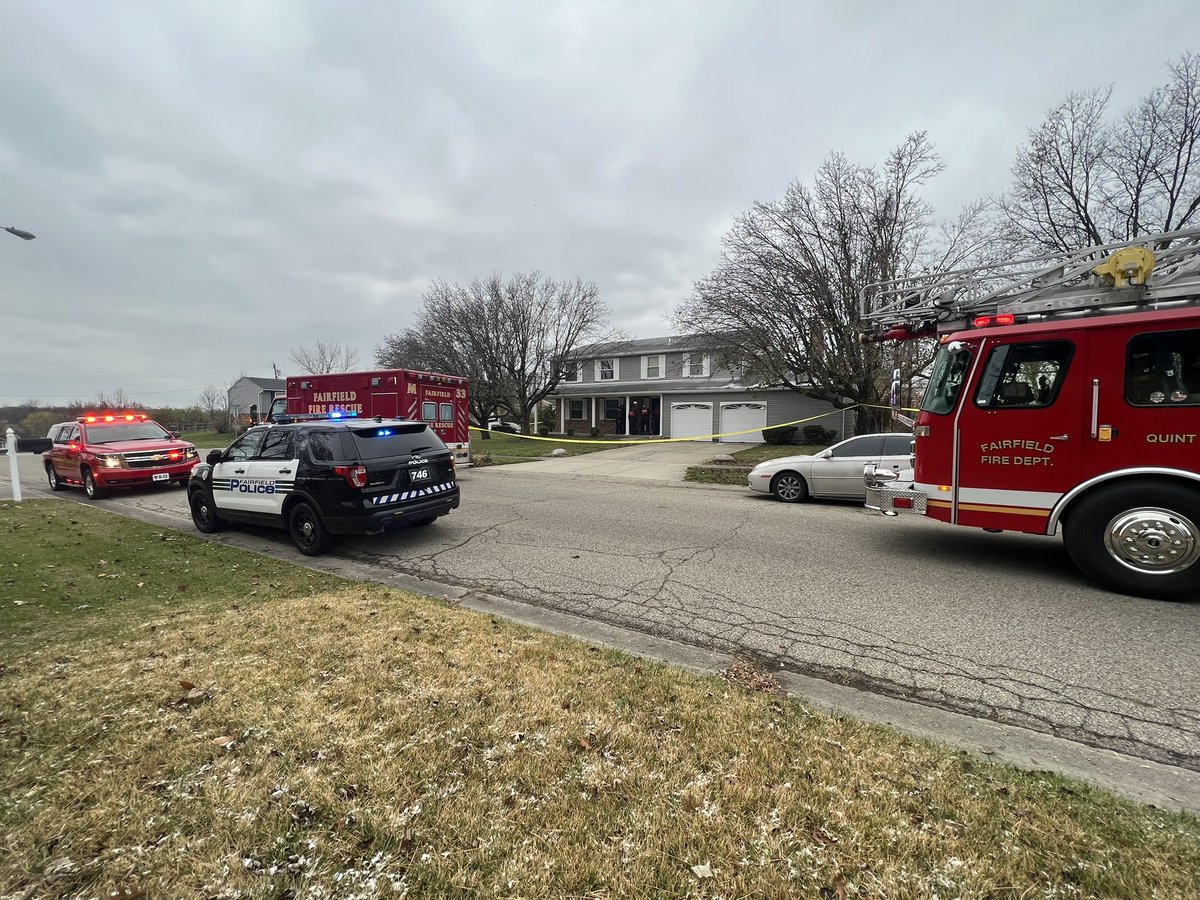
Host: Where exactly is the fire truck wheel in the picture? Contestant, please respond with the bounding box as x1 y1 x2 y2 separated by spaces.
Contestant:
190 489 227 534
1064 482 1200 601
289 501 337 556
46 463 65 492
82 467 106 500
770 472 808 503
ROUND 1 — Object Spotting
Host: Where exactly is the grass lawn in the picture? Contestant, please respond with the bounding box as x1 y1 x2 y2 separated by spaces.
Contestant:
178 429 232 449
470 430 634 466
684 444 827 486
3 501 1199 898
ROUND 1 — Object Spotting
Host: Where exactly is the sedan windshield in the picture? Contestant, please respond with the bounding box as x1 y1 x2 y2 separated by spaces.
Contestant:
84 422 172 444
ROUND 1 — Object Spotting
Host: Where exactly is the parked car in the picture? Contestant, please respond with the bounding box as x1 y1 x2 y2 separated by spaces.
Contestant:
747 433 913 502
487 420 522 434
42 413 199 499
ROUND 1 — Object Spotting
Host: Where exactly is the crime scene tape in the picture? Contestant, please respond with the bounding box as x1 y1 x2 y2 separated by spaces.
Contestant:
468 404 919 445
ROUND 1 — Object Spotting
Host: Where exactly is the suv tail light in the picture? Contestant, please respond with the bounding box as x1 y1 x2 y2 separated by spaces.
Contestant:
334 465 368 489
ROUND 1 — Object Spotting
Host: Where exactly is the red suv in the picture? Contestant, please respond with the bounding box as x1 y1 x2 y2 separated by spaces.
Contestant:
43 413 200 499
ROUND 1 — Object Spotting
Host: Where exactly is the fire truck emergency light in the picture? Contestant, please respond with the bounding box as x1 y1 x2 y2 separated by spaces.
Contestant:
973 314 1017 328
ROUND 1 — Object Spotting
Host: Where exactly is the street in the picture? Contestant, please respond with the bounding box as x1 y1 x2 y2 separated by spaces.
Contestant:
5 453 1199 771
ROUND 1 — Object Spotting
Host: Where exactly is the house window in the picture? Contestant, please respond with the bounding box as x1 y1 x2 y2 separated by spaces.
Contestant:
569 399 585 419
595 359 616 381
682 354 709 377
641 354 665 379
562 363 580 382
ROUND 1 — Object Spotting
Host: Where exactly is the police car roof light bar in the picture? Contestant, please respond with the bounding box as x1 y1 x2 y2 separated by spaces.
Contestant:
859 224 1200 342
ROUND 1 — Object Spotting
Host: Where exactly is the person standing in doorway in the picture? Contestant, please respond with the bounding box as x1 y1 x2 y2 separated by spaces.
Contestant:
628 404 639 435
638 404 651 435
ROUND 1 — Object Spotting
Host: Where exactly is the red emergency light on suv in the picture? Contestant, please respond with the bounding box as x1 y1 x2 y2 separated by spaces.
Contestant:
42 413 200 499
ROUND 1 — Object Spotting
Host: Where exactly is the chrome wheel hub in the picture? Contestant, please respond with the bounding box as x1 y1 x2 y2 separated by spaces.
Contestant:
1105 507 1200 576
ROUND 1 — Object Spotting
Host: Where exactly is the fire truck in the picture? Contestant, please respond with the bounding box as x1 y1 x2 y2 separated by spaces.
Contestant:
860 226 1200 600
265 368 471 465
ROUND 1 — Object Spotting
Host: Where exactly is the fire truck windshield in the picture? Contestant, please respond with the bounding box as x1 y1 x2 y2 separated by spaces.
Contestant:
921 343 973 415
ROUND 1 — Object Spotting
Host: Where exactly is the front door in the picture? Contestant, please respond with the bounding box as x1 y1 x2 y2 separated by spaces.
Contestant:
953 337 1085 532
241 428 297 516
809 434 888 497
210 428 267 515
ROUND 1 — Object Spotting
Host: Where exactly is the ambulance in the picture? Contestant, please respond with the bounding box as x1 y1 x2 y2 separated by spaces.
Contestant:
266 368 471 466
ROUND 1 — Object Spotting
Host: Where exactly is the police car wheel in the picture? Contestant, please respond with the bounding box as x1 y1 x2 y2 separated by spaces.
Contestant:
289 501 336 556
770 472 808 503
82 468 105 500
190 489 227 533
46 464 65 492
1064 481 1200 601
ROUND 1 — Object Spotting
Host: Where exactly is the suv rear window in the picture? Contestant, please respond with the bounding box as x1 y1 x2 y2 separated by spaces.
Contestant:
348 424 441 459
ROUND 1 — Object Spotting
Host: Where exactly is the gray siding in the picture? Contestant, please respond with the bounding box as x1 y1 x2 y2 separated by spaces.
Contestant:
227 377 283 423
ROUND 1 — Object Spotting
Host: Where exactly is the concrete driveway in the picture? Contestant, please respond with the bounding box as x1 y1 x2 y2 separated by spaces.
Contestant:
500 439 755 481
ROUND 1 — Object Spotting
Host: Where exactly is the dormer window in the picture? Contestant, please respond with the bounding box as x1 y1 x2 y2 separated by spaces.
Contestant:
595 358 617 381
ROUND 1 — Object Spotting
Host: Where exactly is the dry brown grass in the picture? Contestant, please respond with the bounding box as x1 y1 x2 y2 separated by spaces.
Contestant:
4 582 1200 899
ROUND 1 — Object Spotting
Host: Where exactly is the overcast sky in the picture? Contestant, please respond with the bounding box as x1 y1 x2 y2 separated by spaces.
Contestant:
3 0 1198 407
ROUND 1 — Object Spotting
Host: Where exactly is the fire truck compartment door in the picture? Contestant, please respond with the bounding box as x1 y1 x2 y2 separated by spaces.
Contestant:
371 393 399 419
953 338 1083 528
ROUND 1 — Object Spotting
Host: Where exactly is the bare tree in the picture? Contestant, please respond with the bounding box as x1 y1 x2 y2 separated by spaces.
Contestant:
289 341 360 374
673 133 996 434
197 384 226 431
377 273 619 434
1000 53 1200 252
374 302 509 440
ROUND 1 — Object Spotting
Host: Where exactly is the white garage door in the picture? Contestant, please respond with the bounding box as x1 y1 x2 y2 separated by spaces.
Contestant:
719 402 767 443
670 402 713 441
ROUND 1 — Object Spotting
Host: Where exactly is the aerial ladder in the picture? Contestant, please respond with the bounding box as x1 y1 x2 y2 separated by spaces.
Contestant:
859 225 1200 344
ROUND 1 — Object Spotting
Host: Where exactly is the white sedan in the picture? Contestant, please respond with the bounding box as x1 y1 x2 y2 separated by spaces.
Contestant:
747 433 913 502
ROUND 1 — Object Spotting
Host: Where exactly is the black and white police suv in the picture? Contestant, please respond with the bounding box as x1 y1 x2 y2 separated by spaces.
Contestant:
187 416 459 555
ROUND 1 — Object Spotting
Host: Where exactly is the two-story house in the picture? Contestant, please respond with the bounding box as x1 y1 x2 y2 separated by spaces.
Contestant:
227 376 285 428
547 336 849 442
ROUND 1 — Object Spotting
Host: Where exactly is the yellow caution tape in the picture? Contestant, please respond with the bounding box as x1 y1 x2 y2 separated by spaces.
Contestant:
469 404 919 445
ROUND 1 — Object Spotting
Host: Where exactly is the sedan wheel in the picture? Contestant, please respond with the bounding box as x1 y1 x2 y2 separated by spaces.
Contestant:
770 471 808 503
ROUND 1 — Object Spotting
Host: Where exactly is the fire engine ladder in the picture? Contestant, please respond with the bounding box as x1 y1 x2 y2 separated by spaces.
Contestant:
860 225 1200 339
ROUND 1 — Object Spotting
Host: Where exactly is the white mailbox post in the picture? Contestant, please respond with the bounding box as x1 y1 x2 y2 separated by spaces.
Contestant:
5 427 21 503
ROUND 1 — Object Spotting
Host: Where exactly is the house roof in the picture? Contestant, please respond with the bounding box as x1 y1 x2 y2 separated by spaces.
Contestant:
577 334 703 357
240 377 286 390
551 378 787 397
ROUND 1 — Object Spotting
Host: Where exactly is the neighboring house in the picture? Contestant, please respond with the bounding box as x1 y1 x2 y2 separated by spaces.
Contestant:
547 336 851 442
227 376 285 427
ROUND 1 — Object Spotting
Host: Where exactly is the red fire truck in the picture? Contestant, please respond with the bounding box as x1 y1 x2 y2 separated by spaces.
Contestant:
861 226 1200 600
265 368 471 465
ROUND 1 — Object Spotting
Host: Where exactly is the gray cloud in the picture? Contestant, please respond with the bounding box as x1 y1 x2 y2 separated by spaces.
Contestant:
2 0 1198 405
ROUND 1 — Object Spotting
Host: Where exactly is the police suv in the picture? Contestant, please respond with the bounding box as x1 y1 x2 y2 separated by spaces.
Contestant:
187 415 459 555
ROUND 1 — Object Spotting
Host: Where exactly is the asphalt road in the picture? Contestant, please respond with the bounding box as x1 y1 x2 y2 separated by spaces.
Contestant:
6 453 1199 772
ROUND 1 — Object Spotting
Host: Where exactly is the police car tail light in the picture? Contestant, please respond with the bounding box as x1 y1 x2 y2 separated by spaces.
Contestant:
334 465 368 489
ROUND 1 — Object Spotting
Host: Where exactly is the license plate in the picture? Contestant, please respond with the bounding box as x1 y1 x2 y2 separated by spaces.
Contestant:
152 472 169 482
409 467 431 483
